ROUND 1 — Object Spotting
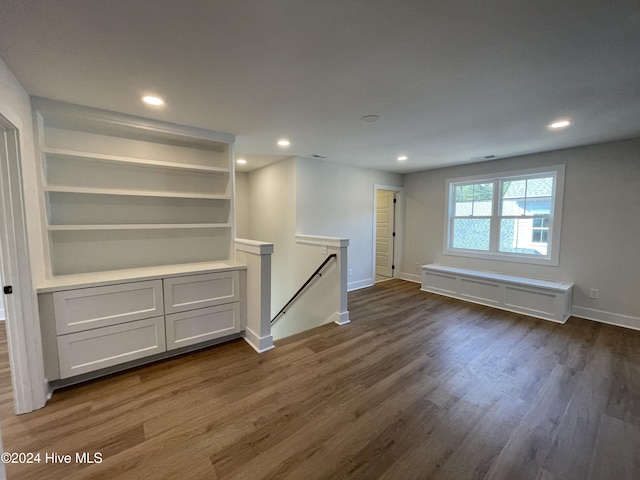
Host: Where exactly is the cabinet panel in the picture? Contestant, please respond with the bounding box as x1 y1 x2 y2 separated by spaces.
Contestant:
166 303 240 350
57 316 166 378
53 280 163 334
163 271 239 314
504 286 556 317
460 278 500 305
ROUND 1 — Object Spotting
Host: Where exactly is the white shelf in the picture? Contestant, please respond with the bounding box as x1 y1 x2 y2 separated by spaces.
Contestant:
33 98 235 277
47 223 232 231
42 147 230 174
37 261 247 293
44 185 231 200
34 98 236 147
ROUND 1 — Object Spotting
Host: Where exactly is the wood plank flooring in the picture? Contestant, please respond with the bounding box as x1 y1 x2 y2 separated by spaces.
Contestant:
1 279 639 479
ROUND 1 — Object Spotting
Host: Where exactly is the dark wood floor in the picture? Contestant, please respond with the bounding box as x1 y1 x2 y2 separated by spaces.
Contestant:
1 279 639 479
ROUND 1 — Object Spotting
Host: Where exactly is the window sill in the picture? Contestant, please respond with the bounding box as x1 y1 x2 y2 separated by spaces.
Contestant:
443 249 559 267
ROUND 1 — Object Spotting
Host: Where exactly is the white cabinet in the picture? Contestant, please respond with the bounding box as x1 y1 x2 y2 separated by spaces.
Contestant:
39 266 245 381
421 264 573 323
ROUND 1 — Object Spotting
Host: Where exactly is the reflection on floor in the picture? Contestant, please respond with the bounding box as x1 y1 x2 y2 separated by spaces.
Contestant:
0 322 13 415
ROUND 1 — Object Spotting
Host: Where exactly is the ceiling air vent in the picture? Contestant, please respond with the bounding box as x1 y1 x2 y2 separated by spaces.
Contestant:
309 154 327 159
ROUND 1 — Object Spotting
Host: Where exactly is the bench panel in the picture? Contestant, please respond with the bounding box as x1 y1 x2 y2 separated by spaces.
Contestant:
421 264 573 323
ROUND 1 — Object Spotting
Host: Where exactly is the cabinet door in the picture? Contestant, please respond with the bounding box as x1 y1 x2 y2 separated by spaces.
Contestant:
57 316 166 378
163 271 239 314
166 303 240 350
53 280 164 334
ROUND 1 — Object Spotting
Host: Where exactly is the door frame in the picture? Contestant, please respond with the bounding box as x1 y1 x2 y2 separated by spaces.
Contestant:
372 184 404 285
0 114 47 414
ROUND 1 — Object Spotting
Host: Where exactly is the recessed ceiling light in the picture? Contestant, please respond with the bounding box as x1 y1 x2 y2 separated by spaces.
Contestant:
236 158 247 165
142 95 165 106
361 115 380 123
548 119 571 129
397 155 408 161
277 139 290 147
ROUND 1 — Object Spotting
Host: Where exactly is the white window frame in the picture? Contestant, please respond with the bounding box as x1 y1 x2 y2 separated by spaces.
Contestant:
443 165 565 266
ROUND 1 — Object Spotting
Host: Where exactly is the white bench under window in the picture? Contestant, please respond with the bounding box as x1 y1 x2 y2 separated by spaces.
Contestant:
421 264 573 323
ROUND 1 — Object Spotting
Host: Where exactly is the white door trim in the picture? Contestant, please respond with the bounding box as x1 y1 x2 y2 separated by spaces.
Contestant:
372 184 404 285
0 114 47 414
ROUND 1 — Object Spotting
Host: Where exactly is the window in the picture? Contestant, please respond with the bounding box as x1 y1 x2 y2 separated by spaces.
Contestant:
445 166 564 265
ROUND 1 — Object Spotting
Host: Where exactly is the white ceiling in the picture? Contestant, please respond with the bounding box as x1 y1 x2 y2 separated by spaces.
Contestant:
1 0 639 173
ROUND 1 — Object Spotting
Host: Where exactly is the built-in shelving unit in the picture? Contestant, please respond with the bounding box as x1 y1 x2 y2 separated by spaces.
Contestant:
33 97 237 278
33 98 249 385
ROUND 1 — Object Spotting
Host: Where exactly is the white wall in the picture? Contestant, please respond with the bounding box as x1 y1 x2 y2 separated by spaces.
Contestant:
0 295 4 321
402 138 640 327
242 156 402 322
0 56 45 284
271 239 344 340
296 157 402 289
246 157 298 316
234 171 251 239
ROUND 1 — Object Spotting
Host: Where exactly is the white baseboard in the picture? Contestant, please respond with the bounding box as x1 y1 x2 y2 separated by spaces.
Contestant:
330 310 351 325
571 306 640 331
398 272 421 283
348 278 374 291
243 327 275 353
348 274 422 290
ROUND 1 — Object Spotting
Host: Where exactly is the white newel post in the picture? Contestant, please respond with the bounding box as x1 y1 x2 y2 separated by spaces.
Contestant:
334 239 350 325
235 239 275 353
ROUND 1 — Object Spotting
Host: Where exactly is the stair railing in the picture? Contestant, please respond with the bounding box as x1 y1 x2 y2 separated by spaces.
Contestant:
271 253 337 324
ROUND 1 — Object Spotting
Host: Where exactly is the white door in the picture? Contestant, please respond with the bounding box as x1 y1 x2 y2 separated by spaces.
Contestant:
376 190 395 279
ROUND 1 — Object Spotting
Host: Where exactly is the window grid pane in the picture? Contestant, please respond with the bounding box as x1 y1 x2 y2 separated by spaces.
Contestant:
453 182 493 218
452 218 491 251
499 217 549 256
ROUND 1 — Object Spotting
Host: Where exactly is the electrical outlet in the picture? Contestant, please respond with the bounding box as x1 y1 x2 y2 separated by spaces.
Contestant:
348 269 353 278
320 245 328 255
415 262 420 270
589 288 599 299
